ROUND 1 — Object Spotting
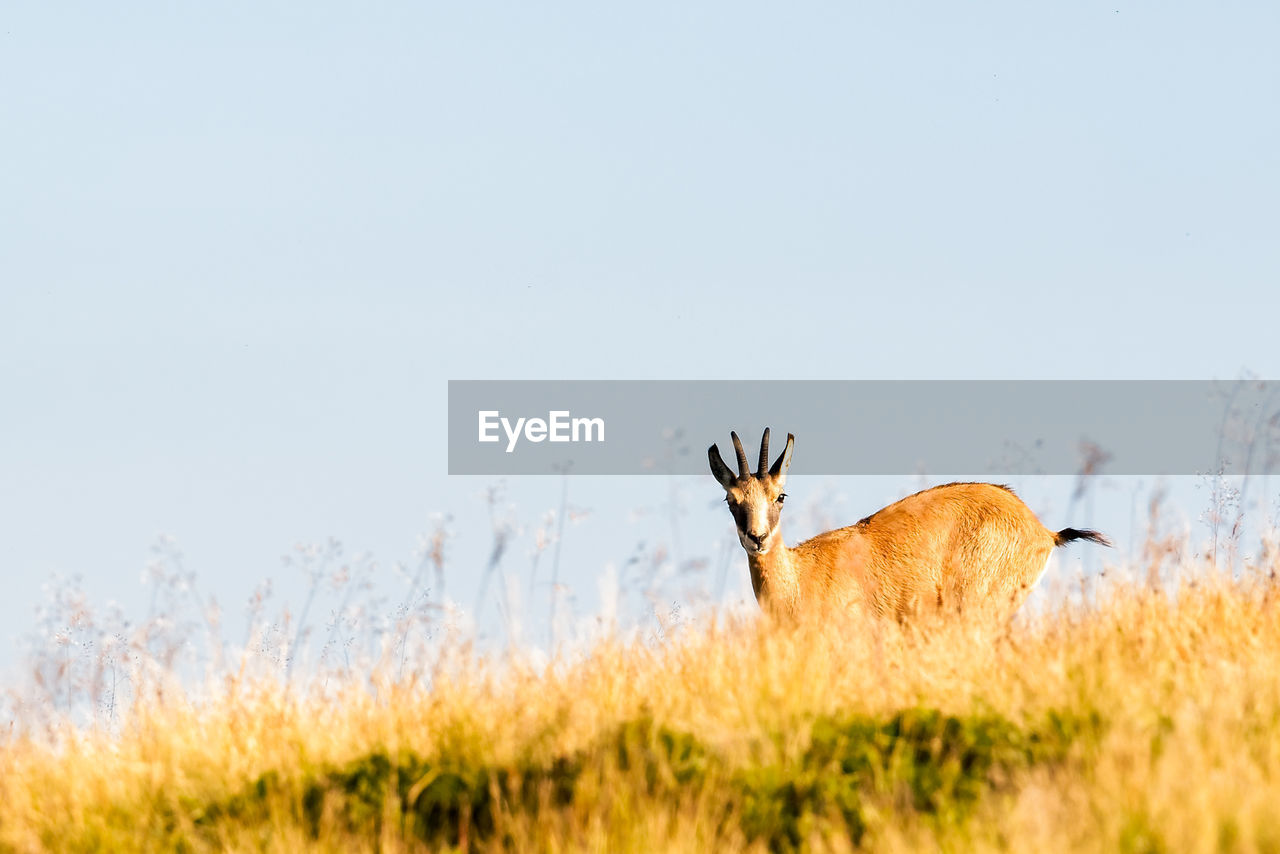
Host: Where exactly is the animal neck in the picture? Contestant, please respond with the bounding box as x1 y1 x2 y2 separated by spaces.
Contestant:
747 534 801 616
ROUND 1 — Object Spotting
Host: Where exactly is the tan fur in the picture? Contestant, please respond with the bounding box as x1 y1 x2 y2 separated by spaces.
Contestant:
710 430 1108 620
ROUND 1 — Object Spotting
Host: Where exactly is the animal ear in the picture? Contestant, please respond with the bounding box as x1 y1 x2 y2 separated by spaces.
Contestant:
768 433 795 481
708 444 737 489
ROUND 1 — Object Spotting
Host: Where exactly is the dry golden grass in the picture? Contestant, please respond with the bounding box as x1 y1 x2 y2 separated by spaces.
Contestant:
4 558 1280 852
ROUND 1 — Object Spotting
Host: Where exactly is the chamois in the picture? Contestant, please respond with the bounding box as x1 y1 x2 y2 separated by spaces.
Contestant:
709 428 1110 619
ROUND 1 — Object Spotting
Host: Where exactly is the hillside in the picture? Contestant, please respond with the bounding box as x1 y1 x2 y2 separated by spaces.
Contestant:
3 561 1280 852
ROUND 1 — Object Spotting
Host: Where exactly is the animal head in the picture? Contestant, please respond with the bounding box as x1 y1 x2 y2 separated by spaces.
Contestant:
708 428 795 555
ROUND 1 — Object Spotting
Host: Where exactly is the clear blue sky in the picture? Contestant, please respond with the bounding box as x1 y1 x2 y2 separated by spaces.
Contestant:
3 2 1279 673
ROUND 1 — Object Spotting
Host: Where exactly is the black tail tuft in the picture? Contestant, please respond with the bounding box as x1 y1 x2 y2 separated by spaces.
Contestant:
1054 528 1112 548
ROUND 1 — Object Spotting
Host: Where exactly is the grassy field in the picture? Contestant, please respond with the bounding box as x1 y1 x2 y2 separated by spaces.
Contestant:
4 555 1280 852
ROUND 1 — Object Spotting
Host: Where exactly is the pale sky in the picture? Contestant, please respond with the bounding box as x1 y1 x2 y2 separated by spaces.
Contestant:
3 2 1279 674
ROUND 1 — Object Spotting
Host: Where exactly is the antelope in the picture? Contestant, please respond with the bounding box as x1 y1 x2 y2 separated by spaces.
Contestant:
709 428 1110 619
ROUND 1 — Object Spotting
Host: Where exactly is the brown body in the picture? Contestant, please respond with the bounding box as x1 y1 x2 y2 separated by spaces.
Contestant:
710 429 1109 620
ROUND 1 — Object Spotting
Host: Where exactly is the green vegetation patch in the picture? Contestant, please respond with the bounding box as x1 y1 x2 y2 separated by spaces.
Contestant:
736 707 1100 850
190 707 1101 849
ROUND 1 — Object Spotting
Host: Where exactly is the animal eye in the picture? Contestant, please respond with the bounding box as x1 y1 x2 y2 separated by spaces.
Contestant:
776 493 787 504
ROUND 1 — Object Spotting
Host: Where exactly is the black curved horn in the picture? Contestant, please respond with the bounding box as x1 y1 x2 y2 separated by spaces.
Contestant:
730 431 749 477
758 428 770 476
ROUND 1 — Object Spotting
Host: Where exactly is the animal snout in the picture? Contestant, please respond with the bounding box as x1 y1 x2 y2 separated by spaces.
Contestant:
746 531 768 548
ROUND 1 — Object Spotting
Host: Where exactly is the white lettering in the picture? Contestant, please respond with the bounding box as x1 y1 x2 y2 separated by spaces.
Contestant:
478 411 500 443
549 410 570 442
572 416 604 442
502 416 526 453
480 411 606 453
